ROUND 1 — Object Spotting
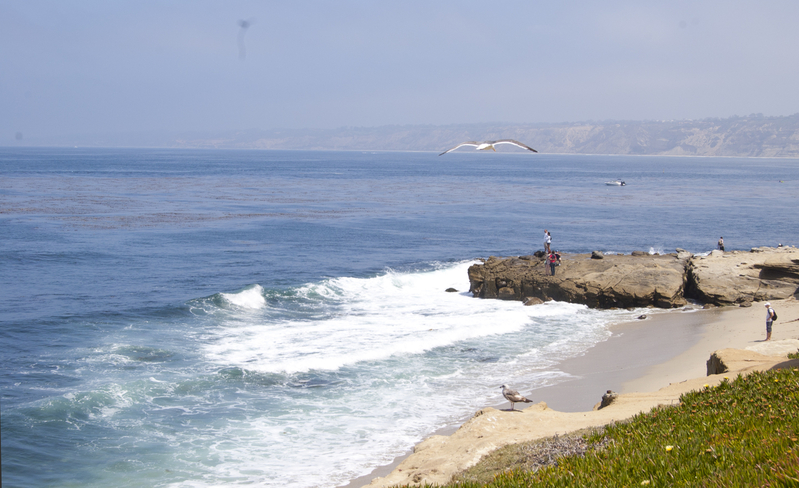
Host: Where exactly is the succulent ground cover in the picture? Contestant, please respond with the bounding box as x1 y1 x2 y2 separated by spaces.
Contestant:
435 366 799 487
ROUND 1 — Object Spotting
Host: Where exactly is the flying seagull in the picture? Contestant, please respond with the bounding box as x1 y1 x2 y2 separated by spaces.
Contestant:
439 139 537 156
500 384 533 411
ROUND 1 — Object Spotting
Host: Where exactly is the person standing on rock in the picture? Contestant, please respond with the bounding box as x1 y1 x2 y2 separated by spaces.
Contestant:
718 237 725 251
548 251 560 276
765 302 776 341
544 230 551 253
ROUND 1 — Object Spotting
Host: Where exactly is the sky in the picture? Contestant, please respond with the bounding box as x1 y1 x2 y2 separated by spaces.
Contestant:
2 0 799 141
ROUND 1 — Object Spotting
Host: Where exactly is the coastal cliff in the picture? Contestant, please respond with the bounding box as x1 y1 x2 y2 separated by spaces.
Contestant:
43 114 799 158
468 246 799 309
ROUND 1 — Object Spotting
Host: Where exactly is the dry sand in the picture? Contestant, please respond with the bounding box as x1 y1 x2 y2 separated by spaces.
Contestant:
354 298 799 488
625 298 799 393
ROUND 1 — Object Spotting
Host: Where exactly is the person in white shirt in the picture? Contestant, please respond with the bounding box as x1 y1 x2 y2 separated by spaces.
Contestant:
765 302 775 341
544 230 551 253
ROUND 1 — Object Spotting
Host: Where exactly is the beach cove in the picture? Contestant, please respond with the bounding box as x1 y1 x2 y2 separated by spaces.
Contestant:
361 297 799 487
357 245 799 486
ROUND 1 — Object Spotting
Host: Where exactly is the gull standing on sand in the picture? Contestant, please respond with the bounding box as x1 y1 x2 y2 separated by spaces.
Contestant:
439 140 538 156
500 385 533 410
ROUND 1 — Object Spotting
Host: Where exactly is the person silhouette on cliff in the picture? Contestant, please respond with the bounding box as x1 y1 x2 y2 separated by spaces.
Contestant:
718 237 725 251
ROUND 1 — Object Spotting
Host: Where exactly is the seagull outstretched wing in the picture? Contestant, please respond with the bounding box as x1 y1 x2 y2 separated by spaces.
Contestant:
439 140 537 155
439 141 480 156
490 139 538 153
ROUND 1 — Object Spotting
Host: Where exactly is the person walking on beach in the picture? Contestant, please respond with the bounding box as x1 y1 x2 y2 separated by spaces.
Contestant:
765 302 776 341
718 237 725 251
544 230 551 253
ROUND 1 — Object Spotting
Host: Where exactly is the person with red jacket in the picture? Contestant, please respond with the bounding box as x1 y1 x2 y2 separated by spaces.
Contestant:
548 251 561 276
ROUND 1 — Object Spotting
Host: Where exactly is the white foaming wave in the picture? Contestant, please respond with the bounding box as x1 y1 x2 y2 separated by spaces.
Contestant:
182 265 630 488
220 285 266 309
160 408 425 488
190 309 619 488
525 300 589 317
295 264 454 302
203 262 548 373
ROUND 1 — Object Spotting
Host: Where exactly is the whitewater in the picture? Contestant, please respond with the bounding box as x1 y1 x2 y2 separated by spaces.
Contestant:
169 262 632 487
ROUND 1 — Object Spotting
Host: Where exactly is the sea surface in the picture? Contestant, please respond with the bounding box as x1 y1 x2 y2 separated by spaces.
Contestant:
1 148 797 488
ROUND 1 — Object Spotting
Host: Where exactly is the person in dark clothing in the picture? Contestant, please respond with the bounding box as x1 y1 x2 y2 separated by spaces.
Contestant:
548 251 561 276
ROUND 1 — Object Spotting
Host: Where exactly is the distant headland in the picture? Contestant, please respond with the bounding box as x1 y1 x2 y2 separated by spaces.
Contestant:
14 113 799 158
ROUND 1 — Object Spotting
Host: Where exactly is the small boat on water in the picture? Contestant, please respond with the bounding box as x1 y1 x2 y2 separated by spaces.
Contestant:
605 180 626 186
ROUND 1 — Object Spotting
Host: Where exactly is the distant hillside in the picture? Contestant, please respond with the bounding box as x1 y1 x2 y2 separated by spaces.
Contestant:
18 114 799 157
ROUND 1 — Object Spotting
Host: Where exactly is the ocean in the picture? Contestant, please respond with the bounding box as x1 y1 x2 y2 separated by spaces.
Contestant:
1 148 797 487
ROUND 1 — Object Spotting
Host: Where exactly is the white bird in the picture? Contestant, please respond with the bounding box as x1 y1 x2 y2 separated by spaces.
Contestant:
500 384 533 411
439 139 538 156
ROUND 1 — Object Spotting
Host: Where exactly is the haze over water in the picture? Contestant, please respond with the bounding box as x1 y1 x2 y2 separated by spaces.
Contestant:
1 148 797 487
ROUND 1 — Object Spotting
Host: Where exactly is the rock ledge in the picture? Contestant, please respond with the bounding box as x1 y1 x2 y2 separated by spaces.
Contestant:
468 247 799 309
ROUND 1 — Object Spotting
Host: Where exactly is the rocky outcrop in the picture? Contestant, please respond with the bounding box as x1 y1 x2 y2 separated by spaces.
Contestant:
685 247 799 306
468 247 799 309
468 253 689 309
706 341 799 375
597 390 618 410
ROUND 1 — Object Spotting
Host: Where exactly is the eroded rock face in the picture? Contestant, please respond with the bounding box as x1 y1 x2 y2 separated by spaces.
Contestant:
468 247 799 309
706 343 799 375
468 253 689 309
686 247 799 306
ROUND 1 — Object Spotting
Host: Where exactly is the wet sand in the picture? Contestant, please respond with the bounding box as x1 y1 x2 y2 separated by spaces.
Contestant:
344 301 773 488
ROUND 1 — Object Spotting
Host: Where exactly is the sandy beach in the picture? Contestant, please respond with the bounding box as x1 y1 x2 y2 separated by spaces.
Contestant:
353 297 799 488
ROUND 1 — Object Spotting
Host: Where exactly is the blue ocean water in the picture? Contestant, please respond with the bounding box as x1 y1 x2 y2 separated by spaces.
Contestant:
1 148 797 487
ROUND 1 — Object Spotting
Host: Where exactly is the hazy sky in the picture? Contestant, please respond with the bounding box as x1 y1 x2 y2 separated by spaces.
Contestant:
2 0 799 139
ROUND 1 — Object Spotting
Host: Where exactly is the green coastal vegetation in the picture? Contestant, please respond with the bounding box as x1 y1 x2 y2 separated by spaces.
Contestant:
409 364 799 487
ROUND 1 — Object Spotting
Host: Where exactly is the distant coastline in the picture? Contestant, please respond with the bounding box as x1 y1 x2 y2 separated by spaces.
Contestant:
9 113 799 158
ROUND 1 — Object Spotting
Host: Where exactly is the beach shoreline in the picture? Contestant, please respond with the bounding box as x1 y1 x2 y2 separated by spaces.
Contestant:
346 298 799 488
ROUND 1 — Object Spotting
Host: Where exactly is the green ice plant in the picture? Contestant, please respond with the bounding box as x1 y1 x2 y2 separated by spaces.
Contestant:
432 367 799 488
